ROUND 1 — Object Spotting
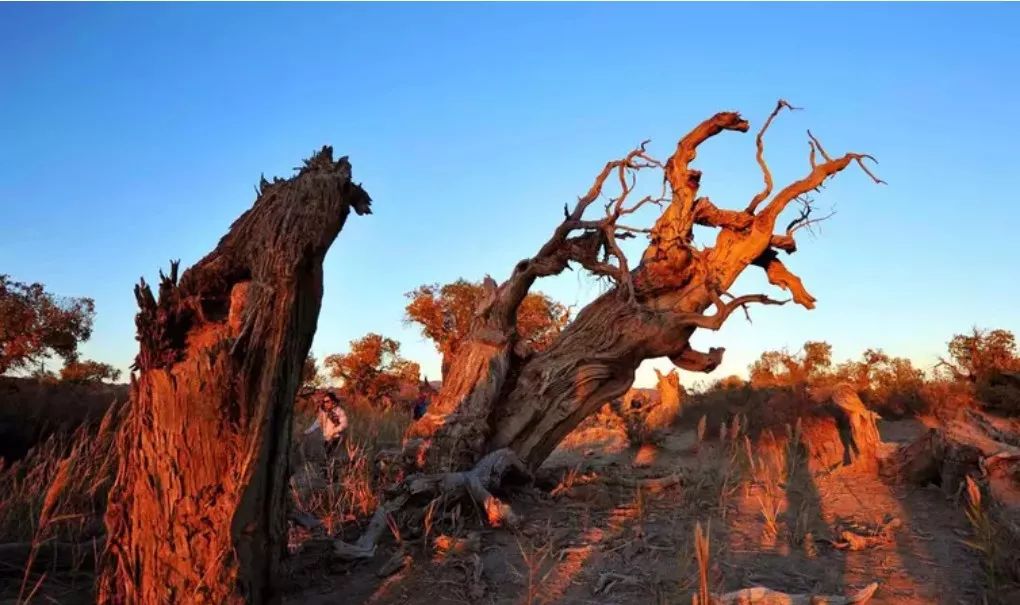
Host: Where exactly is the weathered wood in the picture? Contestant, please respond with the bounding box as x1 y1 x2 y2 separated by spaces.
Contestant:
333 448 529 560
409 103 881 473
99 147 370 604
712 581 879 605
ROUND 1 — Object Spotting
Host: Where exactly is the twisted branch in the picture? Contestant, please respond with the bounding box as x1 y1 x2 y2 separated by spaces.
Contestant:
746 100 798 214
669 290 788 332
752 249 817 309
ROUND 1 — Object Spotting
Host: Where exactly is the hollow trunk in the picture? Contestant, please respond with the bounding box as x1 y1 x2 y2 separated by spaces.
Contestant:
99 148 371 604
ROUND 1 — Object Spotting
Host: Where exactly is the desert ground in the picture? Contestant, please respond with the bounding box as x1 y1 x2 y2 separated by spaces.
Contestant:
278 391 1015 605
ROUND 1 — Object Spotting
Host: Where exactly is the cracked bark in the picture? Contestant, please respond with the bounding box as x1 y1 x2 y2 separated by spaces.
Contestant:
98 148 371 604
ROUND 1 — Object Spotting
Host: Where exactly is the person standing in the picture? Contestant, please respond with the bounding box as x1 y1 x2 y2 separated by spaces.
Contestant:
413 377 434 420
413 392 429 420
304 391 348 458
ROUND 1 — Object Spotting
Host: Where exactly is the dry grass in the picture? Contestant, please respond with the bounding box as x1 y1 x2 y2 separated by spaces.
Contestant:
693 521 711 605
290 403 412 543
961 475 1020 600
0 400 120 602
0 400 120 545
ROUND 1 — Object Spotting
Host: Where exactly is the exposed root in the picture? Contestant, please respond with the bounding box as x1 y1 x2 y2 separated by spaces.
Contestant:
405 448 530 527
334 449 529 561
333 494 409 561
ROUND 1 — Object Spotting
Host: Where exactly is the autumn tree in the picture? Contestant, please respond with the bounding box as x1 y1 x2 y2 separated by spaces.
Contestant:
60 358 122 383
0 275 95 375
828 348 923 411
940 328 1019 383
713 374 747 390
100 148 371 603
405 279 569 378
334 103 883 558
323 333 420 407
748 341 833 388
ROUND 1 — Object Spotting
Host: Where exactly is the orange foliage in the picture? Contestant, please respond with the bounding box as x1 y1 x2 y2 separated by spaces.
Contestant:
748 341 833 388
404 278 568 376
942 328 1019 382
323 333 420 407
0 275 95 375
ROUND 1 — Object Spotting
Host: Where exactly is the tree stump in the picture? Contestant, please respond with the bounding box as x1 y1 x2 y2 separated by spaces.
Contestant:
99 148 371 604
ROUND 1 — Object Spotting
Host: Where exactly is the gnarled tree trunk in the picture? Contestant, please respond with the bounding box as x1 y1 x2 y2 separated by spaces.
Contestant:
409 102 883 475
99 148 371 604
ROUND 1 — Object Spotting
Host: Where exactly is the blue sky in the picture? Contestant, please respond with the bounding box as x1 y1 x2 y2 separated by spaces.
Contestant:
2 3 1018 387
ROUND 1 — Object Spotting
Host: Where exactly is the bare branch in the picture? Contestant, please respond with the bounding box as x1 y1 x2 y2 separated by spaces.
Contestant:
693 197 753 230
486 142 667 327
746 100 798 214
756 150 884 233
784 198 813 234
791 209 836 236
752 249 817 309
807 130 832 162
769 234 798 253
669 290 787 332
666 112 751 197
853 154 886 186
670 345 726 373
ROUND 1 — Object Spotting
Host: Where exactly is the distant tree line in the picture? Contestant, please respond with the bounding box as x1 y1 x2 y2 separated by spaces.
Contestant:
0 274 120 383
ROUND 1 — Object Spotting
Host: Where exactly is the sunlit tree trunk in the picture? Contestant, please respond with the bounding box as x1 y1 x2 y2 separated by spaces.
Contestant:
99 148 371 604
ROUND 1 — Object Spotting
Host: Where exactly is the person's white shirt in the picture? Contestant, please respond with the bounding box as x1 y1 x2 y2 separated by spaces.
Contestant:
303 402 348 442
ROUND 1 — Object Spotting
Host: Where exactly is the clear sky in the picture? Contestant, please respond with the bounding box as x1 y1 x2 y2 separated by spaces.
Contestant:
2 3 1018 387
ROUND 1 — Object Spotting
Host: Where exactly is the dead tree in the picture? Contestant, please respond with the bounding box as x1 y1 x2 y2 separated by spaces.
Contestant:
99 148 371 604
407 101 883 481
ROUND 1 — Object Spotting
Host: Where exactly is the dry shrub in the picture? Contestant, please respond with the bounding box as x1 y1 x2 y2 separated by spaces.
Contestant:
977 381 1020 415
687 382 882 475
962 475 1020 600
0 399 121 602
917 379 977 420
683 384 809 441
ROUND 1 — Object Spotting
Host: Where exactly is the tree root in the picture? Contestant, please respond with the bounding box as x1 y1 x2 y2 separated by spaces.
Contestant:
334 449 529 561
711 581 879 605
333 494 409 560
